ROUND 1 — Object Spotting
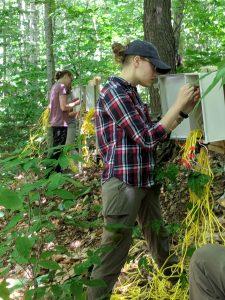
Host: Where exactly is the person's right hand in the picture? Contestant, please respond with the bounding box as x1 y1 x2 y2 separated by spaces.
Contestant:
71 98 81 107
72 97 79 102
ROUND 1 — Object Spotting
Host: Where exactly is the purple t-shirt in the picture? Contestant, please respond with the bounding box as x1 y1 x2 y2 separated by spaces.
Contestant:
49 83 68 127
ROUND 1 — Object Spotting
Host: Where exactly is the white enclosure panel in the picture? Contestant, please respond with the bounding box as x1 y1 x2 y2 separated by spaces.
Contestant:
185 74 204 132
158 72 225 142
158 75 192 139
72 87 82 112
200 72 225 143
71 87 82 99
171 119 192 139
86 85 96 111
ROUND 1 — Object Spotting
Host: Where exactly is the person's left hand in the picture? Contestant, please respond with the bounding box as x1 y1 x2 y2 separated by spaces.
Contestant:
182 86 201 114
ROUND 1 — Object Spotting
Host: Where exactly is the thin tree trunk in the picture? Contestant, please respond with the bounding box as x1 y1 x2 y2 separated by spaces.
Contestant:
143 0 176 118
30 2 39 65
44 0 55 97
17 0 25 66
3 0 7 80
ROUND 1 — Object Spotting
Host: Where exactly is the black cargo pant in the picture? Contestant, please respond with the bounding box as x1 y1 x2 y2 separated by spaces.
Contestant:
50 126 67 173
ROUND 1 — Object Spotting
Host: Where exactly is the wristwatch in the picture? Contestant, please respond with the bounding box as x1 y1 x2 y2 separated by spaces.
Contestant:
179 111 189 118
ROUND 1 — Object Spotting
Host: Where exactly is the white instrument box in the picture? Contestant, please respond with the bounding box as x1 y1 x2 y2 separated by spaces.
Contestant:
158 72 225 143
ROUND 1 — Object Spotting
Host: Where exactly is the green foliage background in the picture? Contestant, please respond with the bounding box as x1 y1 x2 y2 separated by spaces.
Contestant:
1 0 225 151
1 0 225 298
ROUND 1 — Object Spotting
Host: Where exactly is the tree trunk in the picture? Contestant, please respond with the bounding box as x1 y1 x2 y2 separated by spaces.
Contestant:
17 0 25 67
3 0 7 80
172 0 186 62
30 2 39 65
44 0 55 97
143 0 176 118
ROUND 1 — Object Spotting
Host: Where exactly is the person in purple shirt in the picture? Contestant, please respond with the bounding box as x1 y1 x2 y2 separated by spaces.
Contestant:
48 70 80 174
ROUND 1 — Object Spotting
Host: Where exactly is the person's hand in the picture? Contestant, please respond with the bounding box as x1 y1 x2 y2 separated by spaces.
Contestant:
193 86 201 101
71 97 80 102
175 84 200 114
70 98 81 107
182 86 201 114
175 84 194 106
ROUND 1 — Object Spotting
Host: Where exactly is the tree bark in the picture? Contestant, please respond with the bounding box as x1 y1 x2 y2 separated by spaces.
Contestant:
44 0 55 97
172 0 186 60
143 0 176 118
30 2 39 65
17 0 25 66
3 0 7 80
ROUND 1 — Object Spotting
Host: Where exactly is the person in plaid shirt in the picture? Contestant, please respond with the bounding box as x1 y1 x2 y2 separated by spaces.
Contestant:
88 40 199 300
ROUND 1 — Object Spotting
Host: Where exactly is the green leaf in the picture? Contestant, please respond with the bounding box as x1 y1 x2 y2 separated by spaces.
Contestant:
132 225 142 239
0 246 8 257
47 189 74 200
0 267 10 277
48 173 66 190
62 200 74 210
201 67 225 99
186 246 197 258
51 284 63 297
23 158 38 171
188 172 211 197
39 260 61 270
0 280 10 300
74 261 91 275
0 188 23 210
149 219 163 234
29 257 37 264
25 287 46 299
4 158 22 170
138 256 152 272
70 280 85 299
40 251 55 259
24 289 34 300
155 163 179 183
54 245 69 254
70 153 83 162
179 271 188 289
165 223 181 235
44 233 55 243
20 184 37 195
3 213 23 232
83 279 107 287
166 164 179 182
15 236 35 259
58 155 70 169
65 177 84 188
29 192 40 203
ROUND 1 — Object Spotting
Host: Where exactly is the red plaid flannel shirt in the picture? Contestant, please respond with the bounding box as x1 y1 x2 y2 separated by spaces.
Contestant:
95 76 168 187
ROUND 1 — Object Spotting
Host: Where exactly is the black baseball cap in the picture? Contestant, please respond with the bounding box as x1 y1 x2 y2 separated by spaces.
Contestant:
124 39 171 74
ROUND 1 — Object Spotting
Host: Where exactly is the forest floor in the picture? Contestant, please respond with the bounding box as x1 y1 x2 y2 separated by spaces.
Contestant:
1 148 225 299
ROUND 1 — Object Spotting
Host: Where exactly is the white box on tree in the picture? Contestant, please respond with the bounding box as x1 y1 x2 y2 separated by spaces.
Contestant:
158 72 225 143
86 85 96 111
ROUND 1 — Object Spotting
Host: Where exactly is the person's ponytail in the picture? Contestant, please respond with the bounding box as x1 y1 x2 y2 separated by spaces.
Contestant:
55 71 62 80
55 70 73 81
112 42 127 64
